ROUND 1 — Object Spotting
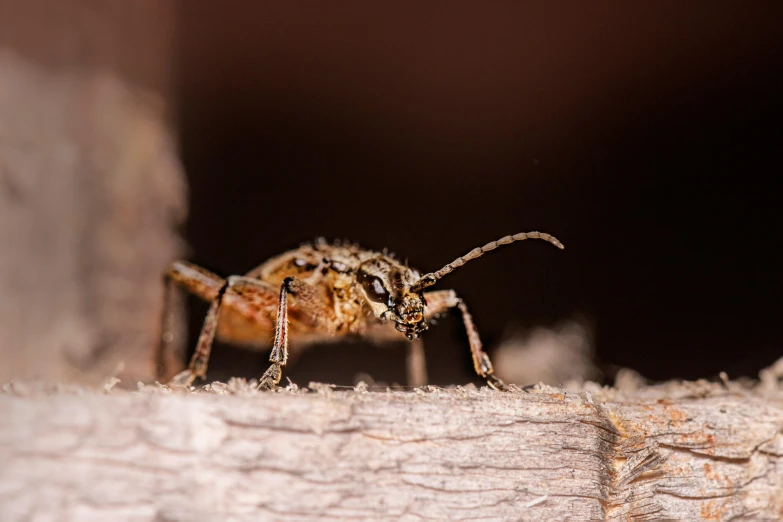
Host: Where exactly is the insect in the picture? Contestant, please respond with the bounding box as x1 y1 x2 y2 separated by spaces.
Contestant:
156 231 564 390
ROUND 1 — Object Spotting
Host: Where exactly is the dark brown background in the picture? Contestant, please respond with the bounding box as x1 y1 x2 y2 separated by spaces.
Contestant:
4 2 777 387
173 3 782 386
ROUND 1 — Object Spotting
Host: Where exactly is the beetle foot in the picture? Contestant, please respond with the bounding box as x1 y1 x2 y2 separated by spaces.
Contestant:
486 374 507 391
257 364 282 391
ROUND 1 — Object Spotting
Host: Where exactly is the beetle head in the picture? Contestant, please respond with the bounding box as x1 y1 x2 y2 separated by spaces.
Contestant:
356 231 565 340
356 259 428 340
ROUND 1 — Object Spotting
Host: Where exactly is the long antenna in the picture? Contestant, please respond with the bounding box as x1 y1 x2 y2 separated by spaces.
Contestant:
410 231 564 293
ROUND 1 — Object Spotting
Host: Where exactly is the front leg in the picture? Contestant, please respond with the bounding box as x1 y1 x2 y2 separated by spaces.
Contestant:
423 290 506 390
256 279 290 390
255 276 337 390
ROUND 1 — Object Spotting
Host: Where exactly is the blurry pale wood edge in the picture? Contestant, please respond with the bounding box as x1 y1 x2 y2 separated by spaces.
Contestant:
1 360 782 522
0 1 186 384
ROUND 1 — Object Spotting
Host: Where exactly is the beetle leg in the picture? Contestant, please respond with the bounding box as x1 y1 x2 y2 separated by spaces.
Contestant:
360 324 429 388
256 276 337 390
157 261 226 382
166 269 280 387
169 286 227 386
257 278 294 390
422 289 506 391
406 338 428 388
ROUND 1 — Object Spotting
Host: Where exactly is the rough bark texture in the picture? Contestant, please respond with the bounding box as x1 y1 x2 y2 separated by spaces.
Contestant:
0 0 185 384
1 374 781 521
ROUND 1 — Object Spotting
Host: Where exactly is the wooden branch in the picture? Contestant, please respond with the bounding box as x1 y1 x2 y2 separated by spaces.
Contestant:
1 378 781 521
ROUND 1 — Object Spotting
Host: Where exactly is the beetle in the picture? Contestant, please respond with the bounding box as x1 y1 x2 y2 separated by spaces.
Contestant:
156 231 564 390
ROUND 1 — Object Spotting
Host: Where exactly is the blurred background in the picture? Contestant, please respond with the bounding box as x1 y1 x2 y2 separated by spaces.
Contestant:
1 2 781 387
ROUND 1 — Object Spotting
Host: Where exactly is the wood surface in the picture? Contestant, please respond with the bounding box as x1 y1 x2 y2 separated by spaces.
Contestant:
1 372 781 521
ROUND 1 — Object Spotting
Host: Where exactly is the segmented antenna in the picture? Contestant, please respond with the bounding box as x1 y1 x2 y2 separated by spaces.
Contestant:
410 231 564 292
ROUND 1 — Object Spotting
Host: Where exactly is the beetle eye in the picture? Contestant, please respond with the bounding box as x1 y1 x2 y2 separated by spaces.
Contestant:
358 271 390 304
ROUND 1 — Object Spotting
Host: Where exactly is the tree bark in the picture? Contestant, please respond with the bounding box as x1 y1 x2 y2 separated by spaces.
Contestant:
1 377 781 521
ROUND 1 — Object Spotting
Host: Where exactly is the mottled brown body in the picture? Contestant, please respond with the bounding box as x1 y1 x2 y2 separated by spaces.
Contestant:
246 240 400 338
157 232 564 390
